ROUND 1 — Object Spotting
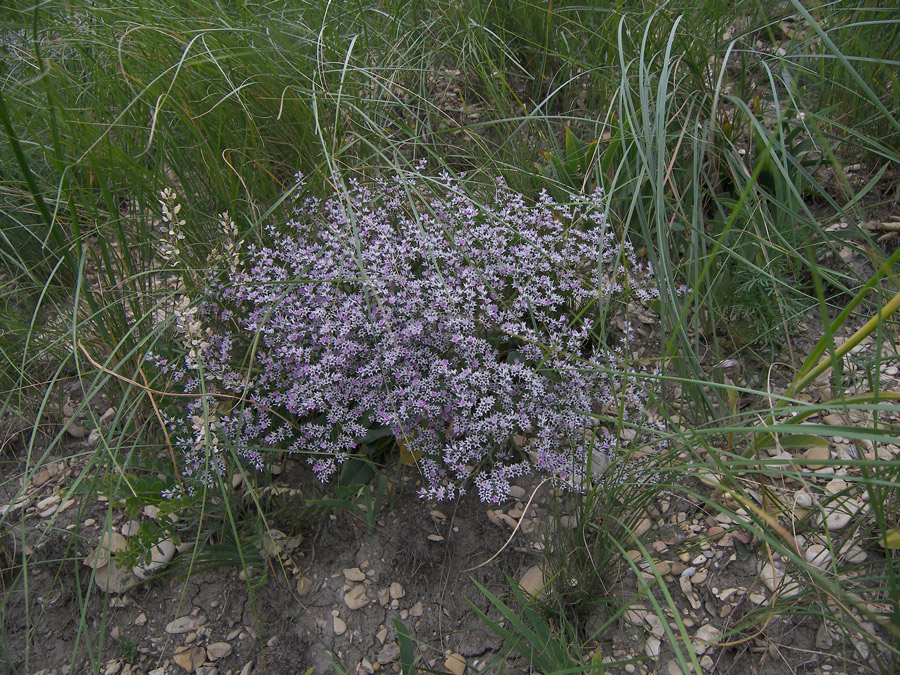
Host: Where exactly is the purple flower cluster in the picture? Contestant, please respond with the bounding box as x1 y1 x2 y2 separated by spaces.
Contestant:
157 171 659 503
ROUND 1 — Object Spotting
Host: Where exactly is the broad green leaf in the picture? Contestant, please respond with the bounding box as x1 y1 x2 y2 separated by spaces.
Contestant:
339 457 376 486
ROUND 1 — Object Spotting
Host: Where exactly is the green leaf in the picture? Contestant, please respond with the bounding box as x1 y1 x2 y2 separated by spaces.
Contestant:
360 424 394 445
339 457 376 487
392 619 417 675
756 432 830 453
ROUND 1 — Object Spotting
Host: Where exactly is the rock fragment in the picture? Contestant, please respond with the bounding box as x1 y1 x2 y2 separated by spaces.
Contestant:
377 642 400 664
443 653 466 675
802 445 829 469
518 564 545 598
132 539 176 579
344 583 370 610
645 613 665 638
172 645 206 673
93 563 140 594
85 532 128 569
805 544 831 569
693 624 721 655
760 562 800 597
820 498 861 530
66 422 89 438
296 575 313 596
166 615 206 635
205 642 233 661
343 567 366 582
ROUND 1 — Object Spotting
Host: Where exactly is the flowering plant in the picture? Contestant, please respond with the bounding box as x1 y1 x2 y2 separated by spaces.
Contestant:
151 171 660 503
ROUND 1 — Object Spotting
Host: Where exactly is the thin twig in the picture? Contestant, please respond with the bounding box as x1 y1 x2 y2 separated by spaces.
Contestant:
464 478 550 572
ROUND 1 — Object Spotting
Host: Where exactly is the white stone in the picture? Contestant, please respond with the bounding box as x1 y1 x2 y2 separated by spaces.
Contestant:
94 563 139 594
36 494 61 511
332 616 347 636
133 539 176 579
821 498 860 530
805 544 832 569
794 491 813 508
759 562 800 598
143 505 161 520
645 613 665 638
760 562 783 593
693 624 721 655
645 636 661 657
841 543 867 564
623 608 647 626
120 520 141 537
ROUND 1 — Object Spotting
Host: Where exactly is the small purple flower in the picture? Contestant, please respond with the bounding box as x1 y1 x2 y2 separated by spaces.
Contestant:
155 171 663 503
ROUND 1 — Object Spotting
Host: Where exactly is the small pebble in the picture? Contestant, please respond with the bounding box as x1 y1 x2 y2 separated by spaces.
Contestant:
296 576 313 596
